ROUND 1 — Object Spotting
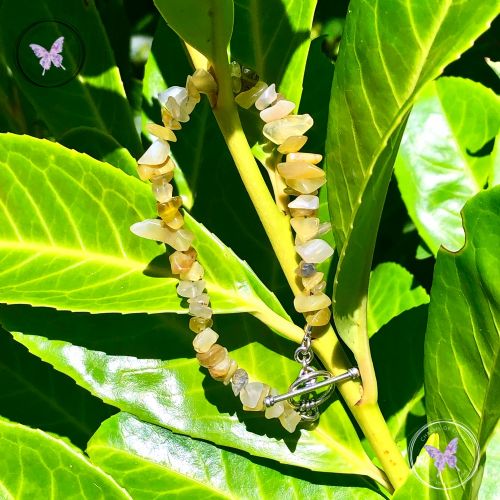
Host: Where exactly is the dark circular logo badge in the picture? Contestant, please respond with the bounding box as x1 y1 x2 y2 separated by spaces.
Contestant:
17 20 84 87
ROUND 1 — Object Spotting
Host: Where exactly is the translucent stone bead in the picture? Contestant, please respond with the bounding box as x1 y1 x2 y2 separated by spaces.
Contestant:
234 81 267 109
318 222 332 236
130 219 194 250
279 404 301 433
191 69 218 94
265 389 285 419
137 162 174 182
255 83 277 110
165 211 184 230
222 359 238 385
287 152 322 164
169 249 196 275
277 161 324 180
161 108 182 130
151 175 173 203
294 293 331 313
146 123 177 142
209 356 232 381
288 195 319 210
185 75 201 113
189 316 213 333
302 271 324 291
231 61 242 93
291 217 319 245
231 368 249 396
260 99 295 122
286 177 326 194
240 382 269 411
192 327 219 353
196 344 227 368
311 280 327 294
263 114 313 145
188 304 212 319
177 279 206 299
305 307 331 327
158 86 187 108
295 239 334 263
290 207 317 218
295 261 316 278
138 139 171 165
188 293 210 306
277 135 308 154
157 197 183 223
180 261 205 281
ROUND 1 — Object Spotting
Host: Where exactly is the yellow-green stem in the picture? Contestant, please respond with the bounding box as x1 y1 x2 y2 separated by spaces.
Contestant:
200 47 409 490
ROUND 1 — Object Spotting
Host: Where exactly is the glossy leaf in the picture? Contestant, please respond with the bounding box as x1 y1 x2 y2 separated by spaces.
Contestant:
0 416 130 499
10 326 386 483
367 262 429 337
88 412 384 499
325 0 499 399
0 133 291 331
395 77 500 254
153 0 233 62
425 186 500 498
0 0 141 156
479 424 500 500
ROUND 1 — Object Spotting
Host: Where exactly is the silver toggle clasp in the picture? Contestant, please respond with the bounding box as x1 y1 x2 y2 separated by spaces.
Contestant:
264 367 360 421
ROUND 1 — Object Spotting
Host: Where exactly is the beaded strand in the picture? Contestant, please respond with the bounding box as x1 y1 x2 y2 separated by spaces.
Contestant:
131 64 334 432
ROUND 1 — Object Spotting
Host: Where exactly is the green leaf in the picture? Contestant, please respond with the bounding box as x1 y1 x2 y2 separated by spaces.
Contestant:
88 412 384 499
232 0 317 105
325 0 499 400
59 127 138 177
0 324 114 450
0 416 130 499
479 424 500 500
0 133 291 332
367 262 429 337
0 0 141 156
395 77 500 254
424 186 500 497
10 322 386 482
153 0 233 62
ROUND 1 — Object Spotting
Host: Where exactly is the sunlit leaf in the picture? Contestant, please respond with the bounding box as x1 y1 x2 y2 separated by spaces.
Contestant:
425 186 500 498
0 416 130 499
88 412 384 499
325 0 499 399
395 77 500 254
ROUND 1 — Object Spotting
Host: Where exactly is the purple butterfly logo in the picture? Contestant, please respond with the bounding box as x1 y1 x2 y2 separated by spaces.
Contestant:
425 437 459 473
29 36 66 76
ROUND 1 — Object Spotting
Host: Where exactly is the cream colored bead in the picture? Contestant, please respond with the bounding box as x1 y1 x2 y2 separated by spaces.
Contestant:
265 388 285 419
260 99 295 122
286 152 322 164
241 382 270 411
288 195 319 210
231 368 248 396
196 344 227 368
209 356 232 380
192 328 219 353
138 139 170 165
191 69 218 94
290 217 319 245
188 304 212 319
161 108 182 130
285 177 326 194
293 293 331 313
146 123 177 142
302 271 324 291
177 279 206 298
165 211 184 230
295 238 334 263
255 83 277 110
151 175 173 203
223 359 239 385
130 219 194 250
137 162 173 182
169 249 196 275
277 161 324 180
235 81 268 109
277 135 308 154
263 114 313 145
180 261 205 281
189 316 213 333
279 404 301 433
305 307 331 327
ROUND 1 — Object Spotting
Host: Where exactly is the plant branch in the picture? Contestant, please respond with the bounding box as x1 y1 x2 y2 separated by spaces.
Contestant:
186 43 409 490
